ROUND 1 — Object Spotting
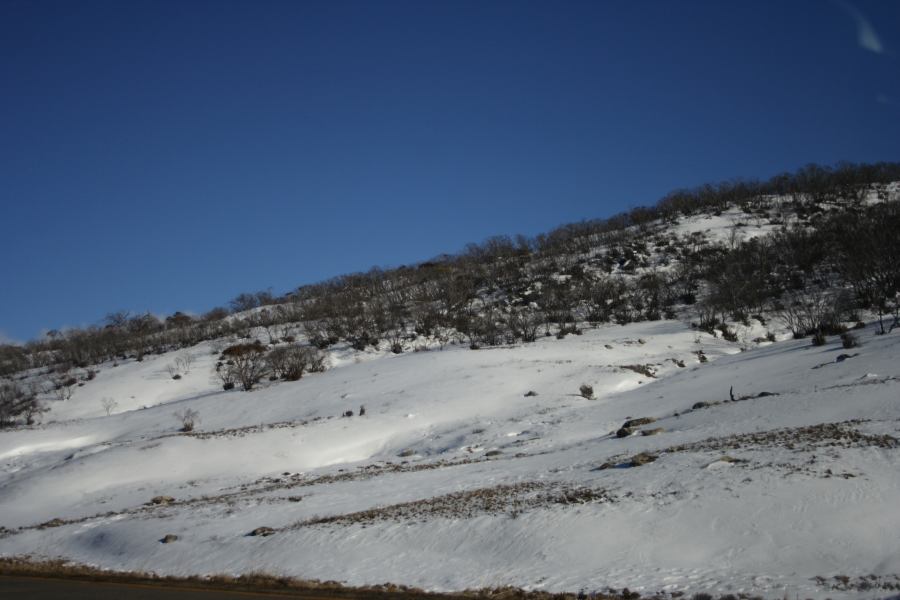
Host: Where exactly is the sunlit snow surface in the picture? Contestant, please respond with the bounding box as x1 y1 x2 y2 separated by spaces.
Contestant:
2 317 899 600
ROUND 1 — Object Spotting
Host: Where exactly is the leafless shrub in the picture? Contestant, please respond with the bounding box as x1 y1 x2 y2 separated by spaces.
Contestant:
175 351 194 374
51 373 77 401
220 342 268 391
267 345 324 381
174 408 200 432
0 381 42 427
100 397 118 416
386 326 406 354
841 332 859 348
775 289 840 339
716 323 738 342
218 369 236 390
507 308 541 342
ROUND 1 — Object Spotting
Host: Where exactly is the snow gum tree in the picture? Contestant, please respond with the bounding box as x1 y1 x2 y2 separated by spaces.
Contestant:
220 341 268 391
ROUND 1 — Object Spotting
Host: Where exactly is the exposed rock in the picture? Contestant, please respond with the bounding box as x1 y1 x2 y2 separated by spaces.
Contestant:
692 401 710 410
249 527 276 537
641 427 665 436
149 495 175 506
485 450 503 457
629 452 657 467
616 427 634 438
160 534 179 544
38 518 67 529
836 353 859 363
622 364 656 378
623 417 656 428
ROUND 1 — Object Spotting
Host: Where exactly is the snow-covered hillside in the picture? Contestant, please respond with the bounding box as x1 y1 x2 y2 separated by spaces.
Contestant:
2 316 899 599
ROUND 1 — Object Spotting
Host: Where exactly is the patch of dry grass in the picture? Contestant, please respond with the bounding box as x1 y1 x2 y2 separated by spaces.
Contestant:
813 573 900 593
665 420 898 454
292 482 613 529
0 457 492 540
596 420 898 477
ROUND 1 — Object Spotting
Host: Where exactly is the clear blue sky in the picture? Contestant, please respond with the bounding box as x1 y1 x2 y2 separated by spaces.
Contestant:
2 0 899 343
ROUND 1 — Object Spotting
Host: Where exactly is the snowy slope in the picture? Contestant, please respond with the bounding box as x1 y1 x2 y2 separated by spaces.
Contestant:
2 317 899 599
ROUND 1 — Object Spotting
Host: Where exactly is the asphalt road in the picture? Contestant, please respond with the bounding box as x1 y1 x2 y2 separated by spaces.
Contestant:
0 576 370 599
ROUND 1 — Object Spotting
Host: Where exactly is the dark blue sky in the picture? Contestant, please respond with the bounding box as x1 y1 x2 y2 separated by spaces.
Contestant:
2 0 899 343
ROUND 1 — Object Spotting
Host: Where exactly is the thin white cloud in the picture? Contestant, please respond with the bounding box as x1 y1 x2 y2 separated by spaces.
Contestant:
833 0 884 54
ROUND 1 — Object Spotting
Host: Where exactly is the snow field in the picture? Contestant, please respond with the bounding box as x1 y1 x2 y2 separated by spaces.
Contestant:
1 319 899 599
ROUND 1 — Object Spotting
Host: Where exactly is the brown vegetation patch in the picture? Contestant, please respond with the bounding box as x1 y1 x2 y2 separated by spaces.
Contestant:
813 574 900 593
620 364 656 378
156 417 326 441
596 452 658 470
597 421 897 476
1 457 490 540
622 417 656 428
664 420 898 454
293 482 613 528
0 556 445 598
232 457 488 497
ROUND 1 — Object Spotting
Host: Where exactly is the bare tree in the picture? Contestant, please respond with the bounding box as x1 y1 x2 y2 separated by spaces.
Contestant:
103 310 131 330
229 292 260 313
1 381 41 427
829 201 900 334
386 327 405 354
775 289 839 339
506 308 541 343
128 313 161 361
100 397 118 416
216 361 237 390
267 345 323 381
165 363 181 379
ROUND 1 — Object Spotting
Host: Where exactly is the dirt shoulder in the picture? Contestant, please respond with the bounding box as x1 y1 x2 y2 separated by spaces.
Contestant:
0 557 615 600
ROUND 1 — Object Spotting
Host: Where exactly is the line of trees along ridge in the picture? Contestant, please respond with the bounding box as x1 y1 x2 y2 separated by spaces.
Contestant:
1 161 899 424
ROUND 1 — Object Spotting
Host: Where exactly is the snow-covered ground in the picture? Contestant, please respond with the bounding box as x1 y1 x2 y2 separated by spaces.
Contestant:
2 317 899 599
